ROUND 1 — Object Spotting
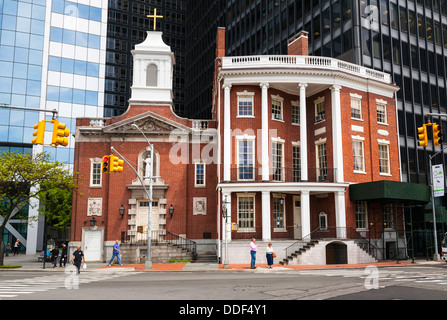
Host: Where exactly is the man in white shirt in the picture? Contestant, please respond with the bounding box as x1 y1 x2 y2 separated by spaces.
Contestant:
249 238 257 269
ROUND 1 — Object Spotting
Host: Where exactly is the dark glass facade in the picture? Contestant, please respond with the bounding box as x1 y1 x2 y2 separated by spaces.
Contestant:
188 0 447 187
105 0 187 117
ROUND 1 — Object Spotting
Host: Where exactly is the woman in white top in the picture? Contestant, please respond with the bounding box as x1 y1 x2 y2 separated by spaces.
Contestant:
266 243 274 269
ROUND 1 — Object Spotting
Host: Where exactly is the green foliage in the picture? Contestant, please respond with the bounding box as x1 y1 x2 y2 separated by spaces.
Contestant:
0 151 79 265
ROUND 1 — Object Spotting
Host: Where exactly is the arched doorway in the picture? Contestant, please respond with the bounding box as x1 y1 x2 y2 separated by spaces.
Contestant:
326 241 348 265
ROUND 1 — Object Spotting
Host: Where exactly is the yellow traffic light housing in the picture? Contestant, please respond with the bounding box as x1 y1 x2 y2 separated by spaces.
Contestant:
418 124 429 147
110 155 124 173
31 121 46 145
102 155 110 173
433 123 443 146
51 119 70 147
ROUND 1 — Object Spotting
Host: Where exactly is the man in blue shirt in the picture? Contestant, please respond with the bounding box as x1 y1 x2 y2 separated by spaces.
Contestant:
108 240 122 266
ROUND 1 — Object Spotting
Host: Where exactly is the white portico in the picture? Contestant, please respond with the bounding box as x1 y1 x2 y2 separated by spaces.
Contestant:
216 54 396 244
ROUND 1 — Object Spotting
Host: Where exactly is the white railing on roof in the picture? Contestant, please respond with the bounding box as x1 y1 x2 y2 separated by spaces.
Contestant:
222 55 391 84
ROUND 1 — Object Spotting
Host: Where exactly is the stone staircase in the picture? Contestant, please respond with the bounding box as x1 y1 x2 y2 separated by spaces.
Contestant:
151 242 195 263
280 240 319 266
280 239 377 266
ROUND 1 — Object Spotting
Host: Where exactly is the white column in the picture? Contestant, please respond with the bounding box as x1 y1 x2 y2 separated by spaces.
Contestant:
299 83 308 181
261 191 271 241
334 190 347 239
260 83 270 181
301 190 311 240
223 83 232 181
222 192 232 242
331 85 344 183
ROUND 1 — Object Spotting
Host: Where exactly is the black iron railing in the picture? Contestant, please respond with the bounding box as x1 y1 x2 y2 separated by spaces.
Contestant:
152 230 197 260
228 167 337 183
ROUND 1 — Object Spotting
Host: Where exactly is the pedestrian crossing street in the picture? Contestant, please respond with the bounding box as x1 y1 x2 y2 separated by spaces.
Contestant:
294 267 447 287
0 268 137 299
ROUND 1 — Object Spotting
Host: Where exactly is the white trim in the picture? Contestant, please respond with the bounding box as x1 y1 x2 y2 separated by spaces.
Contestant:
350 93 363 100
89 158 102 188
194 161 206 188
236 193 256 232
272 194 287 232
271 96 284 121
236 136 256 182
237 94 255 118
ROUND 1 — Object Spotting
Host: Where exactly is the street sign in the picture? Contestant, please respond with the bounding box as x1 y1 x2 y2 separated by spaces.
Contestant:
433 164 445 197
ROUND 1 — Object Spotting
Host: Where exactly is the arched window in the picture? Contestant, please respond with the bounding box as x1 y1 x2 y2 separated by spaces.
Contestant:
146 64 158 87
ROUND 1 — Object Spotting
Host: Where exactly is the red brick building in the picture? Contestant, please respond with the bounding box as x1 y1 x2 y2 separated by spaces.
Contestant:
71 29 425 265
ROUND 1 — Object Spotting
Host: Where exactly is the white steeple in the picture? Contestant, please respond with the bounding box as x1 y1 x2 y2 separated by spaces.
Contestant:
129 31 175 105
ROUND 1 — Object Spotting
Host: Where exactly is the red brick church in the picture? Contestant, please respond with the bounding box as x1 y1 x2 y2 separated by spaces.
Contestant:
71 29 428 265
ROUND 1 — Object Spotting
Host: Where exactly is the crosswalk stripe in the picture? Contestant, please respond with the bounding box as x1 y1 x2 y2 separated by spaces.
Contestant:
0 271 137 299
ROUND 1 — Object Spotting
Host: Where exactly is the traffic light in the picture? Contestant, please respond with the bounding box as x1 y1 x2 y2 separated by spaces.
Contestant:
31 121 46 145
418 124 429 147
102 155 110 173
110 155 124 173
433 123 443 146
51 119 70 147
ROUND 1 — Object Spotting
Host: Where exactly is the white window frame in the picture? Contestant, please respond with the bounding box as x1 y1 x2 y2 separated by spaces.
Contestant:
315 139 328 181
236 136 256 181
292 101 300 125
355 201 368 231
350 96 363 120
314 97 325 123
237 92 255 118
319 212 328 230
90 158 102 188
237 193 256 232
377 100 388 125
378 141 391 176
271 95 284 121
352 136 366 173
272 138 285 182
292 141 301 182
194 161 206 187
273 194 286 232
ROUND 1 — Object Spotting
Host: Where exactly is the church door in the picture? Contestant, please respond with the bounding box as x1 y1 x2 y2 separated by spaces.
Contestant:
136 200 159 242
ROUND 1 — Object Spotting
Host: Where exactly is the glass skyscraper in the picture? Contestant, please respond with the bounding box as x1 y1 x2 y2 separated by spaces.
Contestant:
105 0 187 118
0 0 108 253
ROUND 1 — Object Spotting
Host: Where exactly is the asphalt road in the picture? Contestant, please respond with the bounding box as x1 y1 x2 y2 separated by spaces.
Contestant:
1 265 446 301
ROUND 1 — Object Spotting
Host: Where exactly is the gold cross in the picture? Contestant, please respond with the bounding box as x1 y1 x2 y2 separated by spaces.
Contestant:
147 8 163 31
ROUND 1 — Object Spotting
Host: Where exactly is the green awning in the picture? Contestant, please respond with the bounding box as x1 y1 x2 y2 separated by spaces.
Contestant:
424 204 447 223
349 180 431 203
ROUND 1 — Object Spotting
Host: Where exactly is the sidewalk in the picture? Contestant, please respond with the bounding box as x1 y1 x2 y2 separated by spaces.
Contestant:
1 253 444 273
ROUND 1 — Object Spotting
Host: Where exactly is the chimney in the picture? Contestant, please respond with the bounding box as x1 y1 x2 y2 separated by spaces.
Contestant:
216 27 226 58
288 31 309 56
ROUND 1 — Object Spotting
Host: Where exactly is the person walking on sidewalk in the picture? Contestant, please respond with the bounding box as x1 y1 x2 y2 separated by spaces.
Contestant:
51 245 59 268
250 238 257 269
108 240 122 266
59 243 68 267
70 246 85 275
13 239 20 255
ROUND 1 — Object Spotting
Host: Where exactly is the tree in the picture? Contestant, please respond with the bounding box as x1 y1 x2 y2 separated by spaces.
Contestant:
0 151 78 266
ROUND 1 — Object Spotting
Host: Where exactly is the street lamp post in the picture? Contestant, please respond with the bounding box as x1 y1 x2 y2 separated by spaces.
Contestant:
221 195 230 269
131 124 155 270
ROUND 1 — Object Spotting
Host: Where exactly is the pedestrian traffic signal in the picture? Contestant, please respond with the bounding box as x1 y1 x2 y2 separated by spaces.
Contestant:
110 155 124 173
433 123 443 146
31 121 46 145
418 124 429 147
102 155 110 173
51 119 70 147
